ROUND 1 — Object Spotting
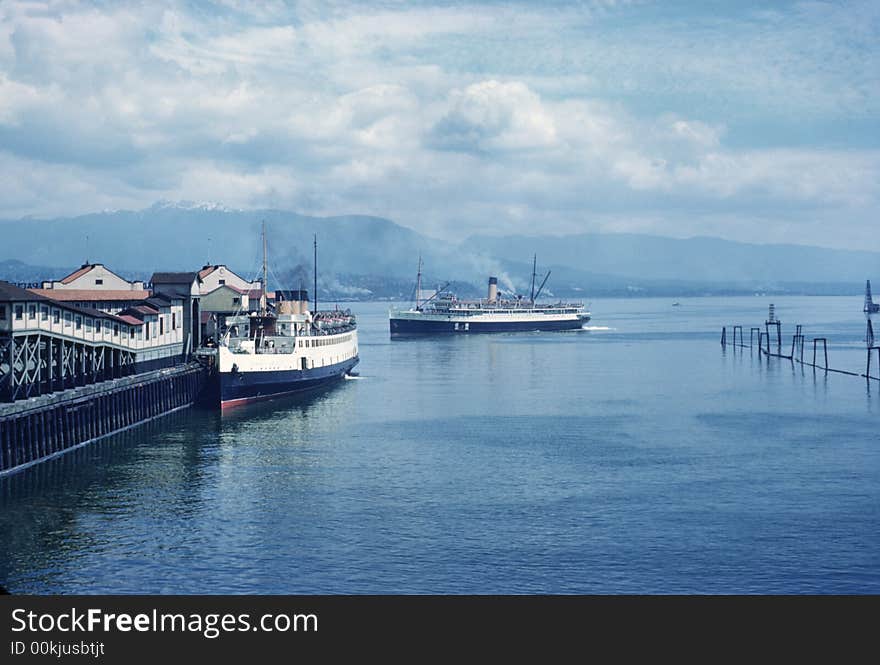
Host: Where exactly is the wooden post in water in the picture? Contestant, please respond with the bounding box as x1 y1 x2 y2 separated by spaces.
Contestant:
812 338 828 369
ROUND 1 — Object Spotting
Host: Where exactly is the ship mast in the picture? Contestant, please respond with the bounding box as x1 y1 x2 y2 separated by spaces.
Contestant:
415 254 422 310
533 270 551 303
313 234 318 314
529 254 537 305
261 220 268 315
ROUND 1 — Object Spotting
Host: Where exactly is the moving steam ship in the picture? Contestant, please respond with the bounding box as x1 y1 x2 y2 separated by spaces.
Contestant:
389 257 591 336
209 227 359 408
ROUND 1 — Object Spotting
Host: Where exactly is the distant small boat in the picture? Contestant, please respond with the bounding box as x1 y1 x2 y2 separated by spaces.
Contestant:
672 302 681 307
865 280 879 314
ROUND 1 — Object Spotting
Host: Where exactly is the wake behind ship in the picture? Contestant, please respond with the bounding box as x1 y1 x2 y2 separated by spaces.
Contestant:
389 258 590 336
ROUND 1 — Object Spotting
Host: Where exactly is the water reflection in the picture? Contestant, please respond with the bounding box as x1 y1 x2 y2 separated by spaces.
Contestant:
0 378 360 593
1 299 878 594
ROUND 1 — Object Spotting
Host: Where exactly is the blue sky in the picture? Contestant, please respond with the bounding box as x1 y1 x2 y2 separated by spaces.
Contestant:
0 0 878 250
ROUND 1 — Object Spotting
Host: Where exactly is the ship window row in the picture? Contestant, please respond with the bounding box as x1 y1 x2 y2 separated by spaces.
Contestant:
298 333 353 348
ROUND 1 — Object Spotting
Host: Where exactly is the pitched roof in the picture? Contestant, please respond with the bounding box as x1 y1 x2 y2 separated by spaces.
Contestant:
145 294 175 307
28 289 151 301
0 281 138 325
205 284 247 295
247 289 263 300
150 272 198 284
115 314 144 326
0 280 51 303
198 264 253 283
59 264 96 284
75 305 115 319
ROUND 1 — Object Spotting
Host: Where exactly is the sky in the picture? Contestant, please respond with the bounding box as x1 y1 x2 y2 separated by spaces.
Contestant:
0 0 878 250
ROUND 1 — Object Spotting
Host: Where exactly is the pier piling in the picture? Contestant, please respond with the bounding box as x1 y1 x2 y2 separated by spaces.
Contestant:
0 363 209 476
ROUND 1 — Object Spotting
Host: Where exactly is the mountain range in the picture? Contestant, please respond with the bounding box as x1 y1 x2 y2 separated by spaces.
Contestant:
0 202 877 299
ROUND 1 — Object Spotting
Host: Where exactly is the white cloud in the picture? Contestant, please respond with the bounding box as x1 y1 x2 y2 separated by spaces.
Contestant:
0 1 877 250
431 80 558 152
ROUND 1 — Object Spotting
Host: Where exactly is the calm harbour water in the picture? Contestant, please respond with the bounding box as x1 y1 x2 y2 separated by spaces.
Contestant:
1 296 878 594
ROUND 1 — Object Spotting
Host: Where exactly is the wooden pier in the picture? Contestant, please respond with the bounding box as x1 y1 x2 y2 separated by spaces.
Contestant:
721 305 878 382
0 362 209 477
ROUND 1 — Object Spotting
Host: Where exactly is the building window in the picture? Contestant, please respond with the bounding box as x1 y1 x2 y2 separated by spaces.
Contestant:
53 309 60 323
28 305 36 318
65 313 72 327
232 297 239 305
160 317 164 335
219 279 226 285
14 305 23 319
105 321 111 332
0 305 6 320
75 316 82 330
130 328 135 339
95 279 103 285
113 324 119 336
172 313 176 329
145 322 150 340
86 318 92 330
40 306 48 321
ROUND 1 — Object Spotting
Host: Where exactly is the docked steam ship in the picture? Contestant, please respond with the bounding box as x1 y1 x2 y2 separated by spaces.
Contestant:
210 227 359 408
389 258 590 336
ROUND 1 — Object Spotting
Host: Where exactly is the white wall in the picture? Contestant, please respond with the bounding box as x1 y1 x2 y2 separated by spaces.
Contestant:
199 266 260 294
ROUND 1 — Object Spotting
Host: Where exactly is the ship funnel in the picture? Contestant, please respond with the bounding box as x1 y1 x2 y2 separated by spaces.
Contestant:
275 290 296 315
488 276 498 303
297 289 310 315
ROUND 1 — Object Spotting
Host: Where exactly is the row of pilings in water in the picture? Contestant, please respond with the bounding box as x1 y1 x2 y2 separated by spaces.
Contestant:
0 363 209 476
721 304 880 381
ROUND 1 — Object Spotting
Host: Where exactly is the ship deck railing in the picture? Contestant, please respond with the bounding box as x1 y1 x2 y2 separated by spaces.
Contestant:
426 305 585 315
224 325 357 352
309 323 357 335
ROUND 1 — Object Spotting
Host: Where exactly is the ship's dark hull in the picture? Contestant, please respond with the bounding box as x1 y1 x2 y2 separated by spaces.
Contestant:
389 316 589 336
218 356 359 407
